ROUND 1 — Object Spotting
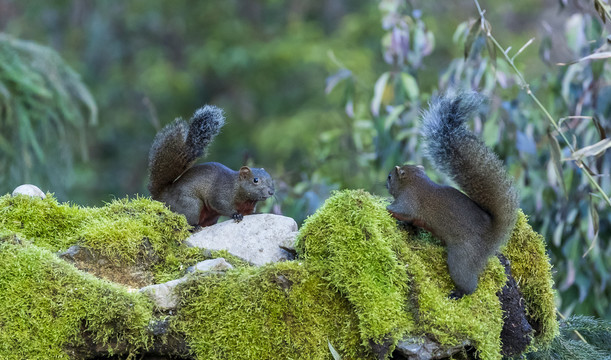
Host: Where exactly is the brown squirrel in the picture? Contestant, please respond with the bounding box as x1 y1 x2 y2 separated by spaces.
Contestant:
147 105 275 227
386 92 519 297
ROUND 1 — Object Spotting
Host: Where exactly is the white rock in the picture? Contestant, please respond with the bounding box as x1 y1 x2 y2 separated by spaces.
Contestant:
185 213 298 266
139 277 188 310
186 258 234 273
12 184 46 199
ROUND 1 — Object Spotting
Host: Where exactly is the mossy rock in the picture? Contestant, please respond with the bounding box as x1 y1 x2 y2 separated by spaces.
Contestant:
0 191 557 359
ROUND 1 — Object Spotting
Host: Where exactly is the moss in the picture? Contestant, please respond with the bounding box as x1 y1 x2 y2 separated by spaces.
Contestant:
0 193 204 284
295 190 557 360
502 211 559 347
176 261 368 360
296 189 413 351
0 191 557 360
395 231 506 360
0 239 154 359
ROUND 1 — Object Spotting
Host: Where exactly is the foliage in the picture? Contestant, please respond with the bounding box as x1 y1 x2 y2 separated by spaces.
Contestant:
0 34 97 198
0 236 153 359
525 316 611 360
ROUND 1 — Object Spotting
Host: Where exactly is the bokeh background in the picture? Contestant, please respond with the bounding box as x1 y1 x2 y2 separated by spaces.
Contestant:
1 0 609 319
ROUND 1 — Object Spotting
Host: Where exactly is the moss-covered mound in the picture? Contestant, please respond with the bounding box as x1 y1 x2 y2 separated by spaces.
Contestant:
296 190 558 359
0 194 205 284
0 235 153 359
0 191 557 359
175 262 367 359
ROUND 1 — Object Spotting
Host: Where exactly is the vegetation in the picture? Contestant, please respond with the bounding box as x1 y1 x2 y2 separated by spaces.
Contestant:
0 190 557 359
0 0 608 322
0 193 203 283
0 235 153 359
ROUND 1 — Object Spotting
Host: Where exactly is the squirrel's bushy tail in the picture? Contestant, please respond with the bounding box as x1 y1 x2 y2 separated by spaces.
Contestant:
148 105 225 198
421 92 519 246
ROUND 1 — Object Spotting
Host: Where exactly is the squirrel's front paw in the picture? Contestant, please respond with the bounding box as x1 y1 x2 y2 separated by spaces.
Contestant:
232 213 244 222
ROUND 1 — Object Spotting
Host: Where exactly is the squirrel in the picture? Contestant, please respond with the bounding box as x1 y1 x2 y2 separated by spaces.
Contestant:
386 92 519 297
147 105 275 227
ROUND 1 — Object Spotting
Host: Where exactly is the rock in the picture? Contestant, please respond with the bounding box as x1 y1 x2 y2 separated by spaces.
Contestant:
140 277 188 310
12 184 45 199
186 258 234 273
394 336 470 359
141 258 234 310
185 214 298 266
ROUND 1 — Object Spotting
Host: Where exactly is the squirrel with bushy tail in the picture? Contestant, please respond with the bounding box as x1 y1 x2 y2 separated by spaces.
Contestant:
148 105 275 227
386 92 519 297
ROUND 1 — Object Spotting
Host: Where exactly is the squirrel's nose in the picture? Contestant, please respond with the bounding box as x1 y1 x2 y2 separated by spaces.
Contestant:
268 189 274 196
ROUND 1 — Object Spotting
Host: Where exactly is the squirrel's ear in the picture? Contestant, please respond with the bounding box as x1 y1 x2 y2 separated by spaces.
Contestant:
395 166 405 177
417 165 425 171
239 166 252 179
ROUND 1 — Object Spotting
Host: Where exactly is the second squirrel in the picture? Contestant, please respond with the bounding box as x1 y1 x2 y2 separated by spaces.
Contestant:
386 92 519 297
148 106 275 227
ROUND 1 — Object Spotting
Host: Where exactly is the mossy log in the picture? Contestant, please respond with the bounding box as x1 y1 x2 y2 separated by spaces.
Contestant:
0 191 558 359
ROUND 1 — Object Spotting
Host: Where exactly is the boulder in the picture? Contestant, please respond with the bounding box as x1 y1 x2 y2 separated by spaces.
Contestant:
185 214 297 266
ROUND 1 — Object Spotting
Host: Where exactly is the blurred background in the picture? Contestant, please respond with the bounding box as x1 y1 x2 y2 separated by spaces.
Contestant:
0 0 609 319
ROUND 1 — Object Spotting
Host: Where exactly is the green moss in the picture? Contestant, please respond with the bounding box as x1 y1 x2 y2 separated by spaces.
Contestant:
502 211 559 347
0 192 557 360
176 261 368 360
395 231 506 360
0 194 87 251
0 239 153 359
296 189 413 351
0 193 204 283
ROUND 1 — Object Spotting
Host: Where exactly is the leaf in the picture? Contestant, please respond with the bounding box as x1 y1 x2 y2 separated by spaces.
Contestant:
371 72 390 117
564 138 611 161
548 133 567 195
464 18 482 59
328 341 342 360
325 68 352 95
384 104 405 130
557 51 611 66
400 73 419 101
583 196 599 258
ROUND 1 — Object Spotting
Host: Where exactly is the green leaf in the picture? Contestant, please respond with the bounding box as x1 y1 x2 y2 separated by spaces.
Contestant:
371 72 390 117
548 133 567 196
328 340 342 360
384 104 405 131
400 73 419 101
464 18 482 59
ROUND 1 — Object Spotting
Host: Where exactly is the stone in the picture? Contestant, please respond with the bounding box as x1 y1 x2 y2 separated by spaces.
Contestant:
394 336 470 359
186 258 234 273
185 213 298 266
12 184 45 199
139 277 188 310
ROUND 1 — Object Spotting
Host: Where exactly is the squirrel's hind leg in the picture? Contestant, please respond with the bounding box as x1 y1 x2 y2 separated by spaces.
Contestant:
446 244 480 297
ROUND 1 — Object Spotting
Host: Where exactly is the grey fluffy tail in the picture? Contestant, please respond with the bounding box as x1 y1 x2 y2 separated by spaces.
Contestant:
148 105 225 198
421 92 519 246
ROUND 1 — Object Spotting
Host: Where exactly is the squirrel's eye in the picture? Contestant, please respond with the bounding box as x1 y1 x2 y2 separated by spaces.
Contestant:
387 174 392 181
253 177 259 184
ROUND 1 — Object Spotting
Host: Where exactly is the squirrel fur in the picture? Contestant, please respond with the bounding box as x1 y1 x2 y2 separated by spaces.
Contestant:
386 92 519 297
148 105 275 227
